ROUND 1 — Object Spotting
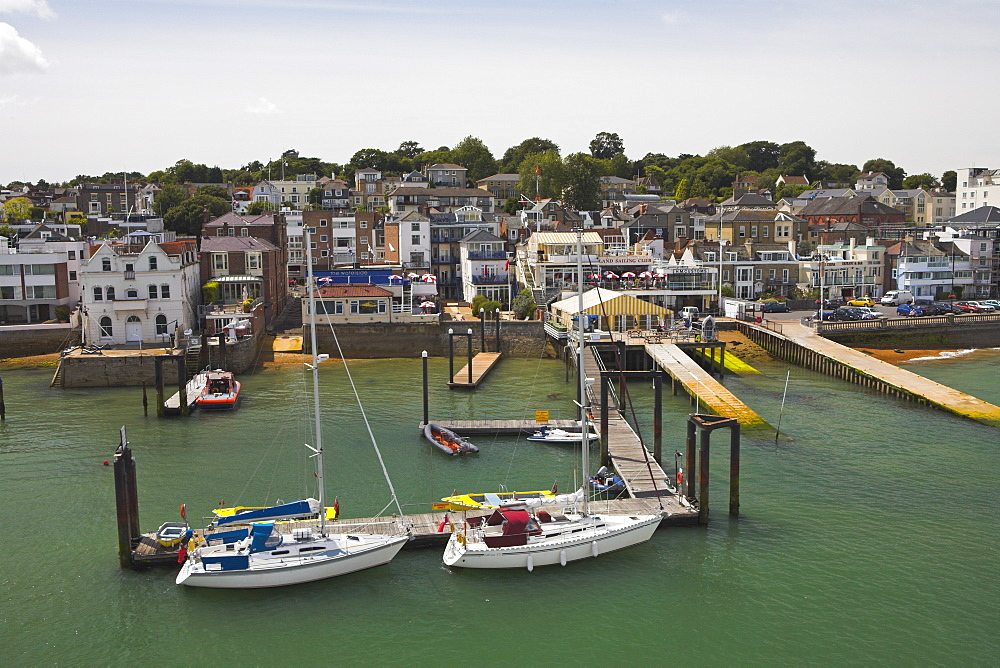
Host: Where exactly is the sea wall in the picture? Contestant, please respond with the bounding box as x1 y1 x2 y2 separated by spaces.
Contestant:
311 321 549 358
60 333 264 387
0 324 78 357
823 323 1000 350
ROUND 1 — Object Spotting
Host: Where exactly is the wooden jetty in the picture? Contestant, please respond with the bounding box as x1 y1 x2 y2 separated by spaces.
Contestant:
163 372 206 416
449 352 502 388
740 320 1000 429
645 343 767 427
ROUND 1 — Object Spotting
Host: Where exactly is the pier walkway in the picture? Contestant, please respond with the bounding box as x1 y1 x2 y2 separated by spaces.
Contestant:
163 373 206 415
426 418 577 435
645 343 767 427
449 352 501 388
743 320 1000 428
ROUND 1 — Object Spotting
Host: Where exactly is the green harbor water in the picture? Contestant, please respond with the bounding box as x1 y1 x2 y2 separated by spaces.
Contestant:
1 349 997 665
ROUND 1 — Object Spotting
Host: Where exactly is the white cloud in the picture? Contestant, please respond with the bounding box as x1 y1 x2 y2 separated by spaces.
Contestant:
0 92 37 107
0 0 56 19
0 22 49 74
245 96 279 115
661 12 679 25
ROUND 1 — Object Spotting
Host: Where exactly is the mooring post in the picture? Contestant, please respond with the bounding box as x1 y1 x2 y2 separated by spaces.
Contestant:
114 444 134 568
730 421 741 516
494 309 501 353
142 381 148 416
0 376 5 421
218 332 227 369
720 344 726 379
565 344 570 382
685 419 696 499
448 328 454 382
421 350 429 426
617 341 627 401
154 357 165 418
600 372 609 454
176 356 188 417
480 315 486 353
200 333 209 369
653 373 662 464
699 425 710 524
467 328 473 385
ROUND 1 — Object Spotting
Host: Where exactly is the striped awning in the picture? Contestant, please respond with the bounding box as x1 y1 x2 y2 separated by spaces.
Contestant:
550 287 670 318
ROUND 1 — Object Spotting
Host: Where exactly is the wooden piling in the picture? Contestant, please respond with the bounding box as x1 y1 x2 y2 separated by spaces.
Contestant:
154 357 165 418
0 376 5 421
685 420 696 500
730 421 741 516
142 381 148 416
113 439 138 568
421 351 429 426
600 373 609 466
698 425 710 524
448 329 455 381
653 374 662 464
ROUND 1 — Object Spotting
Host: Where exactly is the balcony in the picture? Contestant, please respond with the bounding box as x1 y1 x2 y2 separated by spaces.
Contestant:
124 270 135 280
112 299 147 311
468 250 507 260
470 274 510 285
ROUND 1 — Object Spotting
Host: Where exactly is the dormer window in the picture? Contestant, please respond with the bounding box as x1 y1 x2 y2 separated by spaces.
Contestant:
149 256 157 270
102 258 111 271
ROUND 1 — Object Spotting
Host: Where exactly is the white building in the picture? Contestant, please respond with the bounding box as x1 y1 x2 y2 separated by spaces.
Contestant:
251 181 283 209
459 229 509 305
396 211 431 270
79 240 200 345
270 175 318 210
15 224 87 303
0 235 72 324
955 167 1000 212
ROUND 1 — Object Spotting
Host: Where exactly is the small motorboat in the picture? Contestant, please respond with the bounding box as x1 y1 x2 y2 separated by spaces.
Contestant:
155 522 192 548
440 486 566 511
589 466 625 494
526 426 599 443
195 369 241 410
423 423 479 456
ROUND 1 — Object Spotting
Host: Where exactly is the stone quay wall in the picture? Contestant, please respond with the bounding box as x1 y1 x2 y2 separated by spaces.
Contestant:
1 324 78 358
311 321 549 358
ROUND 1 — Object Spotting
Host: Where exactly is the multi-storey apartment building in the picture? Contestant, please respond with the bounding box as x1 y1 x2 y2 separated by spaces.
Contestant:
459 229 509 305
0 234 71 324
955 167 1000 212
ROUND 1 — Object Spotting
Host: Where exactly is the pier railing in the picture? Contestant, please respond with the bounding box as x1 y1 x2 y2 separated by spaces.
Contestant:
817 312 1000 333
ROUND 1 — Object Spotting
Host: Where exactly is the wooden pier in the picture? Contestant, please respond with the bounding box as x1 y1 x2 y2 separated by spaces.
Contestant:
163 372 206 415
424 418 578 435
740 320 1000 429
645 343 767 427
449 352 502 388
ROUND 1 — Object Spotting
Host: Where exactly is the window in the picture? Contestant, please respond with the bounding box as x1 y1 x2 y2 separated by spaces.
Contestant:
148 285 157 299
319 235 328 243
241 228 249 237
69 270 77 281
321 250 329 257
105 286 116 300
0 286 14 299
93 286 103 301
763 226 769 237
25 285 55 298
360 221 368 229
320 219 328 227
350 299 385 314
360 236 368 246
212 253 229 272
751 226 758 237
738 226 746 237
102 258 111 272
246 253 261 271
148 256 157 270
411 223 421 232
0 265 11 276
155 314 168 335
768 269 776 279
99 317 113 338
411 235 420 245
160 284 170 299
723 270 730 281
782 269 789 282
126 287 138 299
68 250 76 260
754 269 762 280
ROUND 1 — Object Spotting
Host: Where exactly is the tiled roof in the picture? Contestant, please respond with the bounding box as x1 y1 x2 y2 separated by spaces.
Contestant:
426 163 466 170
208 212 281 226
779 175 809 185
200 236 278 252
391 187 492 197
799 195 903 217
158 240 197 256
314 284 393 298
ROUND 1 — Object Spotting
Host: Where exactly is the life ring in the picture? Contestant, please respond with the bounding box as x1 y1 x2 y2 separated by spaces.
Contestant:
180 503 187 520
676 470 683 487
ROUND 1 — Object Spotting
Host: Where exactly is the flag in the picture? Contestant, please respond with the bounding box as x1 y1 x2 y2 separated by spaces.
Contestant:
535 166 541 175
504 260 510 271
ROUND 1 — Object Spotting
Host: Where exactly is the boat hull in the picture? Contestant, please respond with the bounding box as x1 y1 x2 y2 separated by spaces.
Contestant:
443 514 661 569
423 423 478 455
526 429 599 443
176 534 408 588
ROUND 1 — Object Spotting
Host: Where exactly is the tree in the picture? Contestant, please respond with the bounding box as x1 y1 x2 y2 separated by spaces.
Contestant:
707 145 750 171
197 185 230 200
562 153 602 210
308 187 324 207
589 131 625 160
517 150 566 200
861 158 906 189
511 288 537 320
499 137 559 173
451 136 498 183
902 173 939 190
1 197 32 222
163 194 230 235
738 140 781 172
154 184 188 217
395 141 423 159
246 200 274 214
349 148 391 172
673 176 690 201
0 224 17 241
942 170 957 192
813 161 859 184
777 141 816 178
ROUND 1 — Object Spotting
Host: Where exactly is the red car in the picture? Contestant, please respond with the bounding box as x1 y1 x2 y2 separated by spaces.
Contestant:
953 301 984 313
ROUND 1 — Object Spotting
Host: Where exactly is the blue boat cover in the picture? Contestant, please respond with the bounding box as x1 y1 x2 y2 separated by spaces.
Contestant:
205 527 251 545
248 523 275 554
216 499 319 526
201 554 250 571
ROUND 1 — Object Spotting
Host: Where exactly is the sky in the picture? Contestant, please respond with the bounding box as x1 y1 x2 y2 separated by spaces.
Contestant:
1 0 997 185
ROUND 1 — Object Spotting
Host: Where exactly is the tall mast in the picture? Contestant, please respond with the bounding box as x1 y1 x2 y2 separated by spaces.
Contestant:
576 227 589 516
305 228 326 535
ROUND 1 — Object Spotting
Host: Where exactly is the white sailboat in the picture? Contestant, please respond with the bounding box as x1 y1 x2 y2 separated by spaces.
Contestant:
177 230 409 588
443 228 662 570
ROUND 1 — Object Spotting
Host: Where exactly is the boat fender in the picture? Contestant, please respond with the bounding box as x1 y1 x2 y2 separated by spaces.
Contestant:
526 554 534 572
591 541 599 558
559 550 567 566
437 515 449 533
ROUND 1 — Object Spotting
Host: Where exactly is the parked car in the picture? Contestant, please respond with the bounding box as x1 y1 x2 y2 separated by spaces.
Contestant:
847 297 876 307
857 307 884 319
761 301 791 313
881 290 914 306
965 301 996 312
818 296 846 308
928 301 961 315
954 301 985 313
981 299 1000 310
832 306 866 321
897 304 927 317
